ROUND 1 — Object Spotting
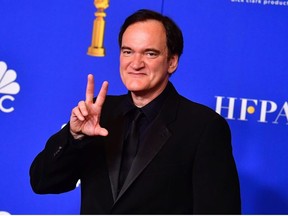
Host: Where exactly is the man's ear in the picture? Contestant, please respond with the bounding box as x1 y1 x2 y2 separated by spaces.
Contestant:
168 55 179 74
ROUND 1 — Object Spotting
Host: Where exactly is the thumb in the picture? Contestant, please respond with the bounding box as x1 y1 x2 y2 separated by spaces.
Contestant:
97 127 109 137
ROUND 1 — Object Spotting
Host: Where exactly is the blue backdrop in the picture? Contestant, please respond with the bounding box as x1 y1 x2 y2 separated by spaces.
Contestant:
0 0 287 214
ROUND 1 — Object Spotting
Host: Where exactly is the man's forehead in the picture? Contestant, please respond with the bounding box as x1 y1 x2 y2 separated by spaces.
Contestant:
122 21 167 47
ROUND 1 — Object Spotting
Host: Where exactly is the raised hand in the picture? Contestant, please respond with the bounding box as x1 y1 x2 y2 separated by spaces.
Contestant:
70 74 109 139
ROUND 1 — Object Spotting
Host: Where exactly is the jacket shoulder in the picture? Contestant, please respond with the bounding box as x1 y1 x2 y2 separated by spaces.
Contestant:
179 95 222 118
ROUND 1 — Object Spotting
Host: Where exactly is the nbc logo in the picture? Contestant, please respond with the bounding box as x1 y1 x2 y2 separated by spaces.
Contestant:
0 61 20 113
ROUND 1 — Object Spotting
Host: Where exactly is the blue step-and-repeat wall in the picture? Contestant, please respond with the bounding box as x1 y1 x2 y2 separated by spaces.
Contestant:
0 0 287 214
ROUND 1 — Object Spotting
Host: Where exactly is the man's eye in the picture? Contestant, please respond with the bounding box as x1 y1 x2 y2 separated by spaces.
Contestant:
122 50 132 56
146 52 158 58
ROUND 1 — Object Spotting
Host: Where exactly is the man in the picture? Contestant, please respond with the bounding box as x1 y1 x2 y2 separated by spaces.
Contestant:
30 9 241 214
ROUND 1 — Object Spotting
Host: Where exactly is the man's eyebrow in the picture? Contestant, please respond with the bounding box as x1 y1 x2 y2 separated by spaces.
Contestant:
145 48 161 54
120 46 161 54
121 46 132 50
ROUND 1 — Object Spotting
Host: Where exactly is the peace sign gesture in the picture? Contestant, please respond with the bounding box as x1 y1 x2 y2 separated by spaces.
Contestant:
70 74 109 139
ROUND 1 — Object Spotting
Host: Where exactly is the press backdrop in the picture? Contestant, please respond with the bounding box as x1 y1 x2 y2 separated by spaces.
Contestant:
0 0 287 214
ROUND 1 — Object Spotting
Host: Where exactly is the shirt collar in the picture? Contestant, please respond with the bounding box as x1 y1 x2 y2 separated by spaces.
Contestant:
122 82 173 122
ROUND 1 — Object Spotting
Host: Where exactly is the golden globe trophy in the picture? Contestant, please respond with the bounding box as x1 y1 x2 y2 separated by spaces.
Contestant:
87 0 109 57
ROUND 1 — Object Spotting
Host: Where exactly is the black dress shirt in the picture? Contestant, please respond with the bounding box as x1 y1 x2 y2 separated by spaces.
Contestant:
122 82 172 148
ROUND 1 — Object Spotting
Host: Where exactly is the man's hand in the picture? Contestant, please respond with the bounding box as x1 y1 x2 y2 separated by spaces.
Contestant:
70 74 109 139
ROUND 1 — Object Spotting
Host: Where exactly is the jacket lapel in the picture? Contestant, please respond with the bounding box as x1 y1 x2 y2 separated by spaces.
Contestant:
105 113 125 201
115 117 172 201
115 86 180 202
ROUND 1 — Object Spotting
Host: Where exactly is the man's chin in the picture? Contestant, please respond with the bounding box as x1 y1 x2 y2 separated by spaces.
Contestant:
125 82 145 92
128 87 148 97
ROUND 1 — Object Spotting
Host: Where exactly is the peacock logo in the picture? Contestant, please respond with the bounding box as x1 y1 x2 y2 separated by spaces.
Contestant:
0 61 20 113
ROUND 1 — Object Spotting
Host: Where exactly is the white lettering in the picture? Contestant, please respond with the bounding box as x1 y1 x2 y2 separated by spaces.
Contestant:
273 102 288 124
258 100 277 123
0 95 15 113
238 98 258 121
215 96 237 120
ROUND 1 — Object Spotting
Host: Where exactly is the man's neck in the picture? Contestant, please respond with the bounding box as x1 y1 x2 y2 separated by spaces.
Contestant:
131 81 169 108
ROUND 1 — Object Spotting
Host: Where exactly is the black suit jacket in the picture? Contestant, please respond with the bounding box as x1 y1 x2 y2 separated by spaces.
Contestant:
30 83 241 214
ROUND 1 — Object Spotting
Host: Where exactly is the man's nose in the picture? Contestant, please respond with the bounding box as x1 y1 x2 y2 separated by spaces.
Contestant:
130 54 145 70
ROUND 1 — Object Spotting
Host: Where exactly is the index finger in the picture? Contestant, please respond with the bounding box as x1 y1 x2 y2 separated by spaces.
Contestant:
85 74 94 103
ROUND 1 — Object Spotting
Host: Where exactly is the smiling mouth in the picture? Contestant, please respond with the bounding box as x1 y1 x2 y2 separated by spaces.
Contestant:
128 72 146 76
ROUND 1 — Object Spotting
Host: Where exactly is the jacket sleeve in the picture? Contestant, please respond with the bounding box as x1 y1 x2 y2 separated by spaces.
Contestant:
29 123 85 194
192 115 241 214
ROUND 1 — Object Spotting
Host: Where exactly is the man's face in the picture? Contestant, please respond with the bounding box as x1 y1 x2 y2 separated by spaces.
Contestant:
120 20 178 102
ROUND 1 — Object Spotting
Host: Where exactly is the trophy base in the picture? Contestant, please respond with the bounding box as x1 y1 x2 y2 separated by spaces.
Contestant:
87 47 105 57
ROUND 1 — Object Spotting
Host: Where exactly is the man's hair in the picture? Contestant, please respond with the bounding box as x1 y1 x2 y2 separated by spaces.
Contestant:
118 9 184 59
